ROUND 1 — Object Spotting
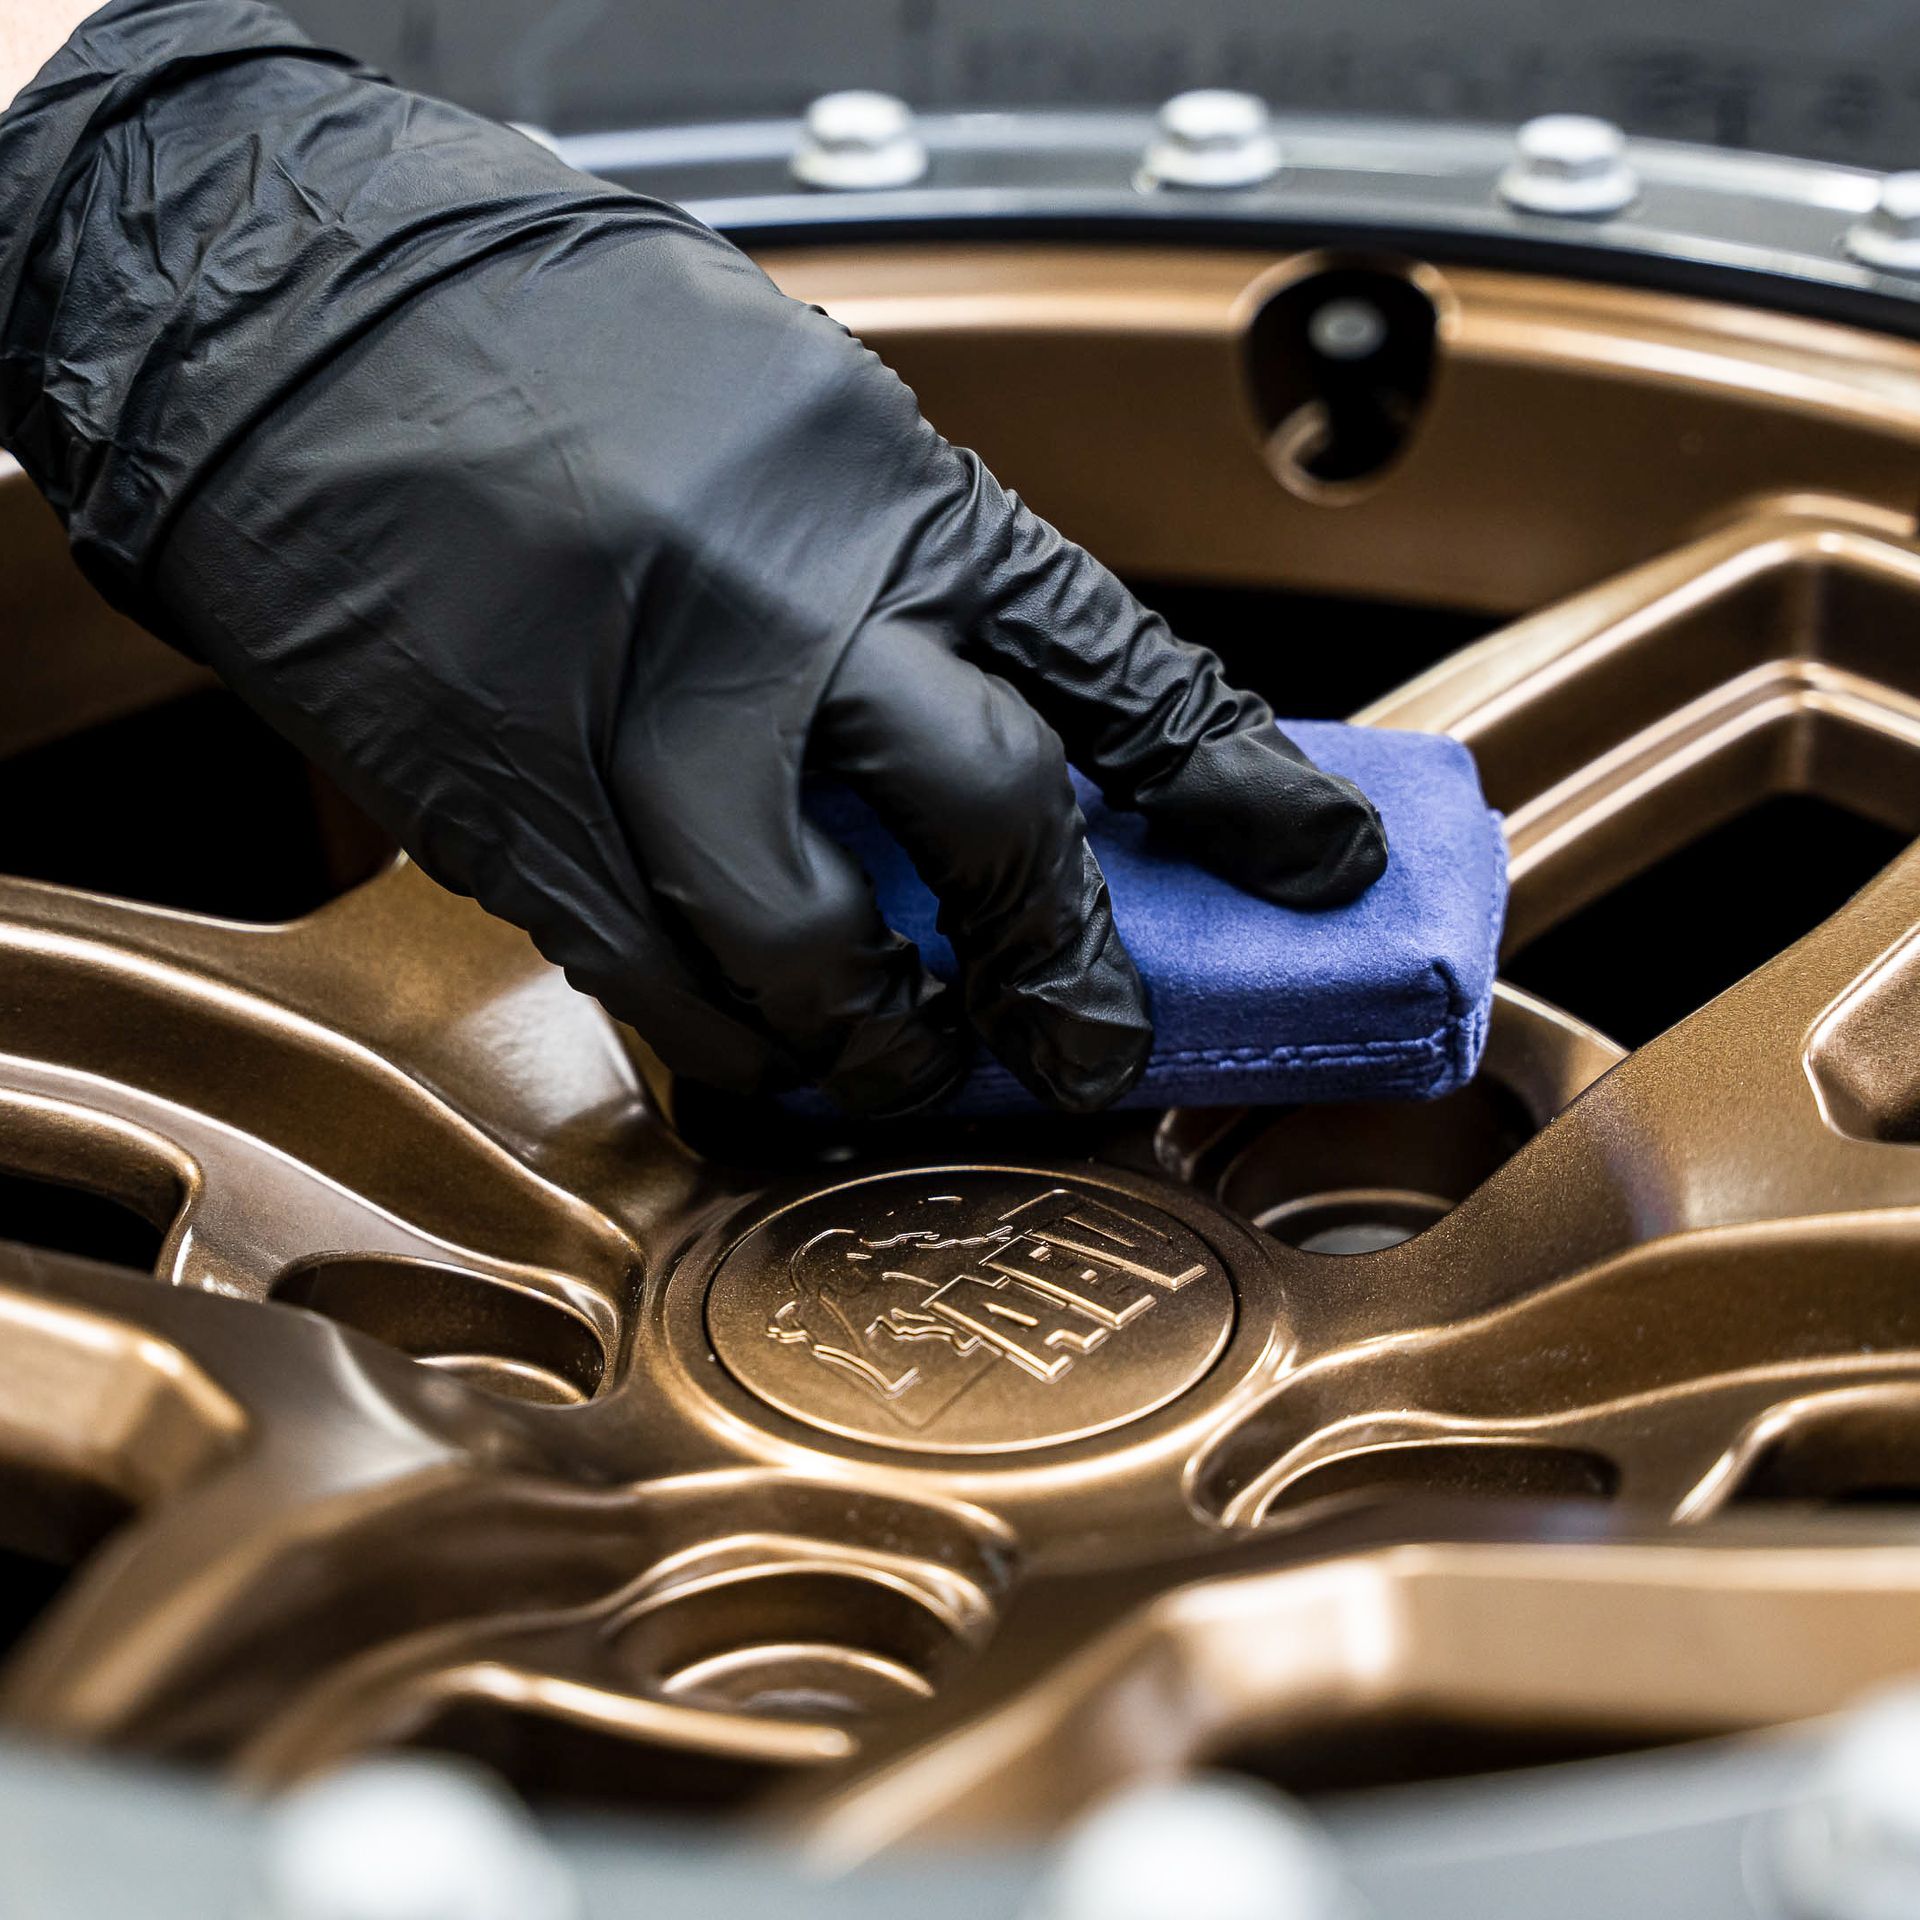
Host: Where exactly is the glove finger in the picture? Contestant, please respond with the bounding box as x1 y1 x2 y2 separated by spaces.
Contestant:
608 706 969 1117
812 621 1152 1114
957 480 1387 906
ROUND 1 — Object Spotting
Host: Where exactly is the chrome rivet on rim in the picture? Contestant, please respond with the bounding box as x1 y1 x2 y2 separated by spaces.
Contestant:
257 1759 578 1920
1845 171 1920 273
1770 1685 1920 1920
791 90 928 191
1139 90 1284 191
1030 1776 1363 1920
1498 113 1639 218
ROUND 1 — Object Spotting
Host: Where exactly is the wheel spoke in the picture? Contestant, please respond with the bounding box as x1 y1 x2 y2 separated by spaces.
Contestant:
1183 512 1920 1525
789 1515 1920 1864
0 850 773 1411
0 1244 1002 1789
1344 505 1920 1291
1360 503 1920 952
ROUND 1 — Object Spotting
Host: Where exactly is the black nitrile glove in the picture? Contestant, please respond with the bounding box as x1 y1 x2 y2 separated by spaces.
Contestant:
0 0 1387 1115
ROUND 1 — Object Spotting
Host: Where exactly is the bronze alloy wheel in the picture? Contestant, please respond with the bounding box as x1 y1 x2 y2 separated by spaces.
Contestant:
3 215 1920 1863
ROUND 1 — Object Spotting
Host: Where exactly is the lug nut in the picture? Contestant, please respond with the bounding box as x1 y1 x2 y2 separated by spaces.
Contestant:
1845 171 1920 273
791 90 928 192
1498 113 1639 218
256 1758 577 1920
1140 90 1284 191
1029 1775 1363 1920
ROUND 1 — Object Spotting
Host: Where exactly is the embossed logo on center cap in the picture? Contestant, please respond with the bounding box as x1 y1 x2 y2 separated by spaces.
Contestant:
705 1172 1235 1454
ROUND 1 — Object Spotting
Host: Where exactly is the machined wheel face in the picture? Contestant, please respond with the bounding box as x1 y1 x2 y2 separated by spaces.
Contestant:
1 228 1919 1862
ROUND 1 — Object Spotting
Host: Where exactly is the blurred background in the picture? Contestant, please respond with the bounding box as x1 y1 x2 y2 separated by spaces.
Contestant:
280 0 1920 168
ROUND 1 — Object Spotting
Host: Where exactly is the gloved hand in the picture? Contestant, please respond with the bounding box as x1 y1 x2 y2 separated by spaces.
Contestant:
0 0 1386 1115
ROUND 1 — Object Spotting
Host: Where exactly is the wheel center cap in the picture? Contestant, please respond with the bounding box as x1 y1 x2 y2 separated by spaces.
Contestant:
705 1171 1236 1454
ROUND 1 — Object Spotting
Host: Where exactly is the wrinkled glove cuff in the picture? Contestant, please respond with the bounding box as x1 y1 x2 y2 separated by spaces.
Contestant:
0 0 630 622
0 1 352 597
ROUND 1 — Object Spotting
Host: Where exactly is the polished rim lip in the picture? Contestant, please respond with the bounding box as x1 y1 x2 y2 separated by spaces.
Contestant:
2 121 1905 470
553 109 1920 341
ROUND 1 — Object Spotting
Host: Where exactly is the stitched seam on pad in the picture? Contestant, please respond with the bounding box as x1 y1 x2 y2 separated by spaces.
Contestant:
1416 808 1509 1085
1457 816 1513 1080
1147 1051 1442 1074
1154 1035 1446 1065
968 1030 1453 1077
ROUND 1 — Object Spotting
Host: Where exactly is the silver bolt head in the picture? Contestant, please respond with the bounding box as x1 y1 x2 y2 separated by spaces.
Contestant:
1027 1775 1362 1920
1499 113 1638 217
792 90 927 191
256 1759 577 1920
1846 171 1920 273
1141 89 1283 191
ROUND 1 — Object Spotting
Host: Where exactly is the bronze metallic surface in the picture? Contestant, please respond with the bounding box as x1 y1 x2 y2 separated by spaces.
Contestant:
0 470 211 757
0 250 1918 1853
756 247 1920 613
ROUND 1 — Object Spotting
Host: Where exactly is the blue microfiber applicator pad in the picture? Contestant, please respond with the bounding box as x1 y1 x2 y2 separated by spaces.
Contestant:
807 721 1507 1115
